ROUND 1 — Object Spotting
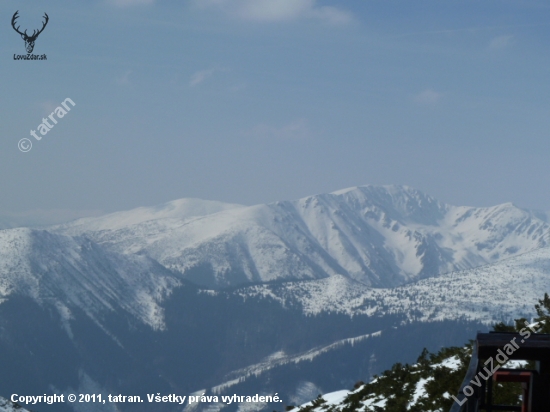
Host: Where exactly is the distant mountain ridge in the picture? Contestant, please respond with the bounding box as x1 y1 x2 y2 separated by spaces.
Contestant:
53 185 550 288
231 244 550 322
0 228 180 330
0 185 549 412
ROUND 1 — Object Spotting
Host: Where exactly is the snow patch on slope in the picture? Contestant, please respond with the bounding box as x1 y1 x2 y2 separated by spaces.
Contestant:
211 331 383 394
234 245 550 324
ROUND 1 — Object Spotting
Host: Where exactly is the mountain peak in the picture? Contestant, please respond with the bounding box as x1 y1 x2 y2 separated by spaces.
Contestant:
50 184 550 289
55 198 244 234
327 184 447 226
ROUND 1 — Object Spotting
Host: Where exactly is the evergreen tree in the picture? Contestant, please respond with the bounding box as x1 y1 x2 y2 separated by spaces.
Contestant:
295 293 550 412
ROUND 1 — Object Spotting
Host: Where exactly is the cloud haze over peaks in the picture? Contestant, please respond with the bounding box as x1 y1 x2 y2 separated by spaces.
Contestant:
116 70 133 86
414 89 443 105
189 67 227 87
0 208 104 229
5 0 550 218
106 0 154 6
489 35 515 49
40 100 62 117
196 0 353 25
246 118 311 140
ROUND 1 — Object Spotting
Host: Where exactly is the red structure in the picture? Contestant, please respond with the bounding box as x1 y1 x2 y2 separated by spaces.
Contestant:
450 332 550 412
493 370 532 412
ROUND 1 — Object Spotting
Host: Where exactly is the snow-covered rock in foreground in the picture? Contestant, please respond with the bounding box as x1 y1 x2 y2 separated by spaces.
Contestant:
294 342 525 412
52 185 550 288
0 397 31 412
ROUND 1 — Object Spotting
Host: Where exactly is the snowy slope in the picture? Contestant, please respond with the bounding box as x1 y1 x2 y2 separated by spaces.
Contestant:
0 397 31 412
53 185 550 288
55 198 244 233
0 189 545 412
294 346 527 412
211 330 384 394
0 186 544 329
0 228 180 330
291 356 468 412
143 244 550 406
231 245 550 324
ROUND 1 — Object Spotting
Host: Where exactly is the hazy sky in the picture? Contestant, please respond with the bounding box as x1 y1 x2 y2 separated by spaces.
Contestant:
2 0 550 223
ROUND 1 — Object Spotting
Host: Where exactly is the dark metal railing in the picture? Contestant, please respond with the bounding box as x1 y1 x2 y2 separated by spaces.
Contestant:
450 345 479 412
450 332 550 412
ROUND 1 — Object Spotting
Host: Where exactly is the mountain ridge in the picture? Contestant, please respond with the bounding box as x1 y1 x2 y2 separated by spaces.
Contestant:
2 185 548 411
0 227 180 331
51 184 550 289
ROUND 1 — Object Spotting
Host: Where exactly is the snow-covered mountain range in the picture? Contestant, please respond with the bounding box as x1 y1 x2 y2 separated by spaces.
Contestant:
231 244 550 323
1 184 549 412
53 185 550 288
172 246 550 403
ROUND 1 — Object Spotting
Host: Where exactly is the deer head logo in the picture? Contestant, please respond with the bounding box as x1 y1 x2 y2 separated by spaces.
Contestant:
11 11 49 54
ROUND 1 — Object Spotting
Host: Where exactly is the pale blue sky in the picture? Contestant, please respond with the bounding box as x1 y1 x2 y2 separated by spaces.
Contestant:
2 0 550 223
